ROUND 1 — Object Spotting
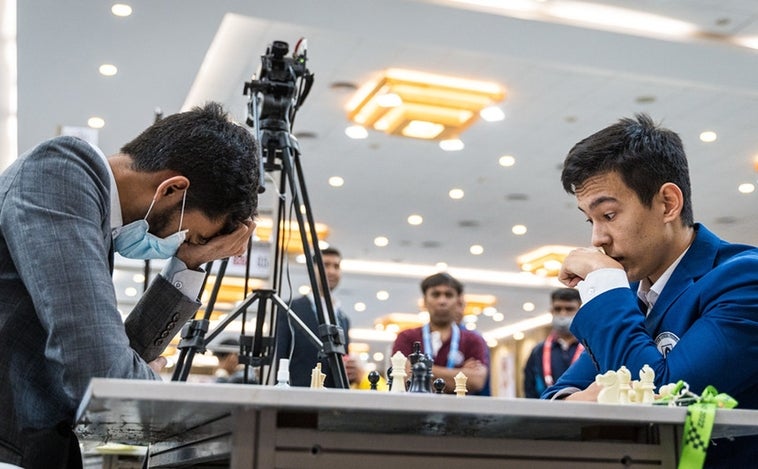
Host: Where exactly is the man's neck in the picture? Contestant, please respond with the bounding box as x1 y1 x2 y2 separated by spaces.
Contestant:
429 322 453 339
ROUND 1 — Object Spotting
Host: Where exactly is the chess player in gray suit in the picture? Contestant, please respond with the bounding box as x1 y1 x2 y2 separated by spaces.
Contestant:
0 103 259 468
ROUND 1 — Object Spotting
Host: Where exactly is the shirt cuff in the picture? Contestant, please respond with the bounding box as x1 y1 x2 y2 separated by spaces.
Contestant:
161 257 205 301
551 387 582 400
577 268 629 304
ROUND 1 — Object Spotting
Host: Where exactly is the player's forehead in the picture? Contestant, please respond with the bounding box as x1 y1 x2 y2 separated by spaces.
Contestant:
425 284 458 296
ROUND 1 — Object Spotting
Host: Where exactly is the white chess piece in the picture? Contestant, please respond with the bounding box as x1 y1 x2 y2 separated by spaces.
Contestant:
595 370 619 404
454 371 468 397
310 362 326 389
390 351 408 393
616 366 632 405
639 364 656 403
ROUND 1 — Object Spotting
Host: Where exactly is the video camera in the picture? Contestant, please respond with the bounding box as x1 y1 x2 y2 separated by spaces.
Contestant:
244 39 314 131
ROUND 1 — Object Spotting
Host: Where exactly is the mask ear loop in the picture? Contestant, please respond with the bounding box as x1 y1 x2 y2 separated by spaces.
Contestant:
177 190 187 232
143 196 158 221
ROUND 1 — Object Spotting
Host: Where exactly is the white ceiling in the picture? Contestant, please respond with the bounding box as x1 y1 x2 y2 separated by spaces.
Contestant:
16 0 758 354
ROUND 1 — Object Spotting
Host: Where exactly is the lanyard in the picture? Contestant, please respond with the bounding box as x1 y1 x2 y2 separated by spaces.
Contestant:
422 323 460 369
542 333 584 386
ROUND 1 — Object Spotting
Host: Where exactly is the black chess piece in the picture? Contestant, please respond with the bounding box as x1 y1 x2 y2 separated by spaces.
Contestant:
422 354 434 393
409 341 423 365
433 378 446 394
367 370 380 391
386 366 393 390
408 361 429 393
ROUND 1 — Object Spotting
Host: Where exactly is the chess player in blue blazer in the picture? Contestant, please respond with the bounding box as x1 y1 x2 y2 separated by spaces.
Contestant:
544 114 758 468
0 103 259 468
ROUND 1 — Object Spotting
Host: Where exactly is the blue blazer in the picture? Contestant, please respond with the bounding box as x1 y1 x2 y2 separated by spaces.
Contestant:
544 224 758 467
0 137 201 466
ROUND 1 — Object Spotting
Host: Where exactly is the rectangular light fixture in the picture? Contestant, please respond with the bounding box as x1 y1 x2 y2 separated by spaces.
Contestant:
517 245 578 277
346 68 505 140
253 217 330 254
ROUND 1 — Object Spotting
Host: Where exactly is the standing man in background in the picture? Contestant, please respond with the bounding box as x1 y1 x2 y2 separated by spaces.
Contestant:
392 273 489 394
275 247 350 387
523 288 582 398
0 102 259 468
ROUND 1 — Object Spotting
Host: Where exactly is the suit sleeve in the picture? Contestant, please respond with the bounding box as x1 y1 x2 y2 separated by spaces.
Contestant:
1 138 158 412
547 258 758 398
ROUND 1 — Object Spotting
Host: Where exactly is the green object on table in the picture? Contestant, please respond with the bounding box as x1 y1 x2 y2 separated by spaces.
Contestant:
677 385 738 469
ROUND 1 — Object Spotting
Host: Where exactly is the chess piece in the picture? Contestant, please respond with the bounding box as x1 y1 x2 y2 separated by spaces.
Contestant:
422 354 434 393
454 371 468 397
408 361 429 393
390 351 408 392
276 358 291 388
616 366 631 404
367 371 380 391
595 370 619 404
386 366 393 390
310 363 326 389
409 341 423 366
639 364 655 403
433 378 446 394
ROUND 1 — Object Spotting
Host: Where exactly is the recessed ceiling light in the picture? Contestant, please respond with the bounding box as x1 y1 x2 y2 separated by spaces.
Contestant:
448 188 464 199
376 290 390 301
492 312 504 322
88 117 105 129
98 64 118 76
435 262 448 271
344 125 368 139
439 139 464 151
111 3 132 17
522 302 535 312
328 176 344 187
298 285 311 295
480 106 505 122
738 183 755 194
512 224 527 235
317 240 330 250
407 214 423 226
499 155 515 167
512 331 525 340
699 131 717 143
132 274 145 283
354 302 367 312
374 236 389 247
372 352 384 362
469 244 484 255
124 287 137 297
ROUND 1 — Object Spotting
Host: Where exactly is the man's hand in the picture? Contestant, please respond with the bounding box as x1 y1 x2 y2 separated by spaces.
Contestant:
176 219 255 270
564 382 601 401
148 356 167 374
558 247 622 287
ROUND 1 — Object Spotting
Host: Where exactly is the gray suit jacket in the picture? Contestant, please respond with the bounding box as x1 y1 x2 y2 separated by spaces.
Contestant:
0 137 200 465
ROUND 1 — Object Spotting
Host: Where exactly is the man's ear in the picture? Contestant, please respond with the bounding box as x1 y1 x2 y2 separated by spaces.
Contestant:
154 176 189 200
659 182 684 223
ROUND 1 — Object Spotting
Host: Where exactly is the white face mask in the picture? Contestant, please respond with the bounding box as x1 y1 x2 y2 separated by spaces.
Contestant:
114 190 188 260
552 315 573 335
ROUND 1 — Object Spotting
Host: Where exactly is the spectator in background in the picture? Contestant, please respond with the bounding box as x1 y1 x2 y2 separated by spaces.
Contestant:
275 247 350 387
523 288 582 398
392 273 489 394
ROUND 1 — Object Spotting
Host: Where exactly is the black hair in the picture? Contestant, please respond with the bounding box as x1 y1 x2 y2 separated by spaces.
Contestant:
550 288 581 304
321 247 341 258
121 102 260 232
421 272 463 295
561 113 693 226
214 338 240 359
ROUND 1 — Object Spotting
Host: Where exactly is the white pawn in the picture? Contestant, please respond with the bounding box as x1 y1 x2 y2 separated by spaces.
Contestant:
616 366 632 405
390 351 408 393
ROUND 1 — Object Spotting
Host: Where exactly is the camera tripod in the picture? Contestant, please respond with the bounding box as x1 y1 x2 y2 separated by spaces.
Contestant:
170 40 348 388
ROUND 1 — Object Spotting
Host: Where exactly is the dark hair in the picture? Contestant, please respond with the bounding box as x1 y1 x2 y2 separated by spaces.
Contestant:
561 113 693 226
421 272 463 295
214 338 239 359
121 102 260 232
321 247 341 258
551 288 581 304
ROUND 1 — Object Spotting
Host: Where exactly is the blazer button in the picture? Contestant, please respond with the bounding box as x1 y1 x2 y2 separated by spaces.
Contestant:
160 330 169 338
167 321 176 330
154 339 164 346
173 281 183 289
172 313 180 321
